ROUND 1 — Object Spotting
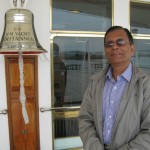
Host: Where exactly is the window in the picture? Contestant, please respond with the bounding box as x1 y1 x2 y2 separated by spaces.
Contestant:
51 0 112 149
130 1 150 34
53 36 106 107
130 0 150 74
132 39 150 73
52 0 112 31
52 36 107 149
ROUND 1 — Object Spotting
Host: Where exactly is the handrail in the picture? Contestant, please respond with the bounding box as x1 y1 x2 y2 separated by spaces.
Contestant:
0 109 7 115
40 106 80 112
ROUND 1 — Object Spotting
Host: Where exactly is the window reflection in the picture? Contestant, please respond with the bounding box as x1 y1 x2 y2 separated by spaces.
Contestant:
53 36 106 107
132 39 150 73
53 36 106 149
55 116 78 138
52 0 112 31
130 2 150 34
54 43 67 107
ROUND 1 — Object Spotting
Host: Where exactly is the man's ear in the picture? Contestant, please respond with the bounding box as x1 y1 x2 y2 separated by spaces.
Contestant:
131 44 135 56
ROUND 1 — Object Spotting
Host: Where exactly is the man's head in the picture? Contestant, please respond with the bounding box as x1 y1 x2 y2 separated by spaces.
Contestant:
104 26 134 45
104 26 135 67
53 43 59 57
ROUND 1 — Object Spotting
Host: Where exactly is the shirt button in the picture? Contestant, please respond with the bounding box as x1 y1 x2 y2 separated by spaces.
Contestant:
107 130 110 133
109 115 112 119
114 86 116 90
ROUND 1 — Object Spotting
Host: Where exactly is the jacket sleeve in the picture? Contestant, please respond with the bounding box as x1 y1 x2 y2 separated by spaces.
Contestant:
78 81 104 150
118 77 150 150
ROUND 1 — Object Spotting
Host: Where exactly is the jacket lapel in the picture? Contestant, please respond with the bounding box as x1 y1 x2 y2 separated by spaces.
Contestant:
92 66 109 143
97 76 105 142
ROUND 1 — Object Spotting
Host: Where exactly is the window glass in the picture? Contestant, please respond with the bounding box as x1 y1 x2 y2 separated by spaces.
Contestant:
53 36 106 149
54 114 82 149
53 36 106 107
130 2 150 34
52 0 112 31
132 39 150 73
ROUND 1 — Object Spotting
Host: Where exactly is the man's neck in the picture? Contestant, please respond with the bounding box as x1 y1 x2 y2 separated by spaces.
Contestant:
111 62 131 80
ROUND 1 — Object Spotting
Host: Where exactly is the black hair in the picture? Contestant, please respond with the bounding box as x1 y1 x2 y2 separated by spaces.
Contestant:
53 43 59 52
104 26 134 45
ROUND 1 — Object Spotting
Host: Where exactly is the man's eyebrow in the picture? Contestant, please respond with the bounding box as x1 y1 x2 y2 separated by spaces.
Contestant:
105 38 124 42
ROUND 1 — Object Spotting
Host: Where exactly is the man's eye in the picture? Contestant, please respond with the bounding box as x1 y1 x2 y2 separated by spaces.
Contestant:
117 40 126 46
108 43 113 46
105 42 113 47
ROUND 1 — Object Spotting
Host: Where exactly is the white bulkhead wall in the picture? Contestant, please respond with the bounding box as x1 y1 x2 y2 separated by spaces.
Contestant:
0 0 52 150
0 0 130 149
113 0 130 29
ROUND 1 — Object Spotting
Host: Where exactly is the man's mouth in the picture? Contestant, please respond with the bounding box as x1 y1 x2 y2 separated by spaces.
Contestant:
111 52 121 56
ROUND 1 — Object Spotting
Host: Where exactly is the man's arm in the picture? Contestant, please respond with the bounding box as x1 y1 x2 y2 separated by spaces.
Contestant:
78 82 104 150
119 77 150 150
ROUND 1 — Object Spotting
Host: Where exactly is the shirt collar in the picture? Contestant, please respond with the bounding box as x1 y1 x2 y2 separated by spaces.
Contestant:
106 63 132 82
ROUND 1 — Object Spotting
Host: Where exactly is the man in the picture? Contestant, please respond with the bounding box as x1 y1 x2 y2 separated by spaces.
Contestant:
53 43 67 108
78 26 150 150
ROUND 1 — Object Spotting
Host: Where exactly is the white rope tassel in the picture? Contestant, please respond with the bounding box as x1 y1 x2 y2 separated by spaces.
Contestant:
19 52 29 124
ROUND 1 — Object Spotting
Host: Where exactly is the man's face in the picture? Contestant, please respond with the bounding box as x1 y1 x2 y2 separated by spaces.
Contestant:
104 29 135 67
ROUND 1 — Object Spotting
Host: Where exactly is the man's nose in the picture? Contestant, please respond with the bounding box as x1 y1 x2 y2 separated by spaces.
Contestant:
112 42 119 49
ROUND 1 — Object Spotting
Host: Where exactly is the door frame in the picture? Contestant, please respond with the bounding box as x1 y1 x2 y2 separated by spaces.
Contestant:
5 55 40 150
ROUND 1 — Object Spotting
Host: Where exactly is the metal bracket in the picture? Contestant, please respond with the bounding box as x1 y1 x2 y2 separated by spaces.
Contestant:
0 109 7 115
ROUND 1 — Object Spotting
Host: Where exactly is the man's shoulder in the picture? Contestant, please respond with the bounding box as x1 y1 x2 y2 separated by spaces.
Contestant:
133 64 150 78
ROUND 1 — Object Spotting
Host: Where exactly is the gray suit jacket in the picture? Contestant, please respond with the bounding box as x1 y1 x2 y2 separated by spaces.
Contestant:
78 64 150 150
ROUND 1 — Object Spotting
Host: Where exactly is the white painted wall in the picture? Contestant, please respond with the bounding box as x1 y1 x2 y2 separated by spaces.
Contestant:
113 0 130 29
0 0 52 150
0 1 13 150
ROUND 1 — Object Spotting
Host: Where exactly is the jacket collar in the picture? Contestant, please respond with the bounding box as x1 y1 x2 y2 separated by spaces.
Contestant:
90 62 149 81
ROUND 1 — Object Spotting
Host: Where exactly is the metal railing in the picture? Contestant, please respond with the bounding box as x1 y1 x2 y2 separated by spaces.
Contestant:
40 106 80 112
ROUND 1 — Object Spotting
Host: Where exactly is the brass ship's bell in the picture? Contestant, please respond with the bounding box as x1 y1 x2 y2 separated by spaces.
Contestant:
0 8 47 54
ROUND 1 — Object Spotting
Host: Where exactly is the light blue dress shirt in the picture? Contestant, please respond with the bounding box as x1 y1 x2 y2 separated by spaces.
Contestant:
102 63 132 144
